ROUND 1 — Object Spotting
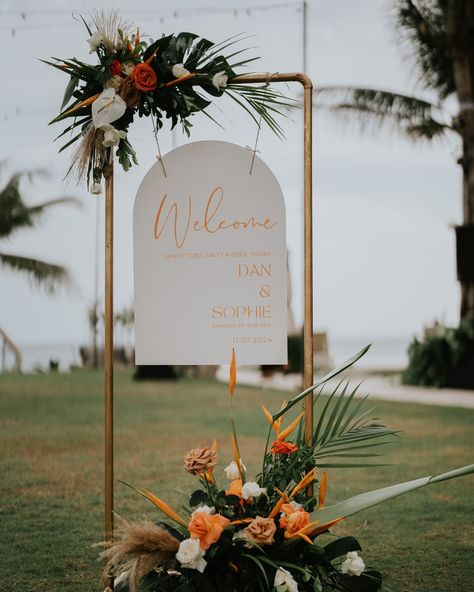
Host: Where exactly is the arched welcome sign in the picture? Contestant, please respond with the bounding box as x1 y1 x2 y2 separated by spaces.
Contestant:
133 141 287 365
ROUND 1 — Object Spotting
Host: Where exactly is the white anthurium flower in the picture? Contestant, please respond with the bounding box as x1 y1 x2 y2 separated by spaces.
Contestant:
341 551 365 576
211 71 228 90
92 88 127 129
88 31 104 53
224 460 246 481
191 505 216 517
90 182 102 195
172 63 190 78
101 124 127 148
274 567 298 592
176 538 207 573
242 481 267 500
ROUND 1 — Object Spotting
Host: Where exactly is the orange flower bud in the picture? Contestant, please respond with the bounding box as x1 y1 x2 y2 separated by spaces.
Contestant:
229 348 236 395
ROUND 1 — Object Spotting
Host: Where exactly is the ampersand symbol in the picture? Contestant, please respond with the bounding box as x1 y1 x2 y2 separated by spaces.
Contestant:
259 284 271 298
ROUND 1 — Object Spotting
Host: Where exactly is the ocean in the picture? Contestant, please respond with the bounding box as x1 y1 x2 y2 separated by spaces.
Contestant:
3 336 410 373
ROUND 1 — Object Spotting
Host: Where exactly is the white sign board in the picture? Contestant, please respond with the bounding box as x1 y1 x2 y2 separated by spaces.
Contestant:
133 141 287 365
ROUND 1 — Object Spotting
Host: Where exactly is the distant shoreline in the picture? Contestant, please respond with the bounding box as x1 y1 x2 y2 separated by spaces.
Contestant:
5 336 409 373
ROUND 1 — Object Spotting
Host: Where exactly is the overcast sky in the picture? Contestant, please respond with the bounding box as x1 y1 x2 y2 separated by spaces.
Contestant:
0 0 462 352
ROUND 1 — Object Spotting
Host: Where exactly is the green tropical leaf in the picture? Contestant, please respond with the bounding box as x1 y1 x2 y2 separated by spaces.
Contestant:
312 464 474 525
61 75 80 110
323 536 361 561
243 555 270 592
273 345 371 420
308 379 398 466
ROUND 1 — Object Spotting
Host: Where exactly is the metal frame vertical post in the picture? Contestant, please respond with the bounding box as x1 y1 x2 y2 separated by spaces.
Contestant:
104 159 114 545
231 72 314 443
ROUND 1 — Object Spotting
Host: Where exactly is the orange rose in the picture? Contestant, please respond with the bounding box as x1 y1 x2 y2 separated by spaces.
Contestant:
271 440 299 454
279 503 310 536
188 511 230 550
131 62 157 92
225 479 242 498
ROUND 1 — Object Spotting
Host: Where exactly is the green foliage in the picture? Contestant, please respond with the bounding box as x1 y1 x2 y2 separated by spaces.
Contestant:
0 170 78 293
111 349 395 592
402 320 474 388
47 24 296 181
394 0 455 98
0 253 70 294
316 86 454 142
315 1 459 144
287 335 304 374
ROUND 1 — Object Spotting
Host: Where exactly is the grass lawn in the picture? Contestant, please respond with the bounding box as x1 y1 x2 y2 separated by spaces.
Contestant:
0 369 473 592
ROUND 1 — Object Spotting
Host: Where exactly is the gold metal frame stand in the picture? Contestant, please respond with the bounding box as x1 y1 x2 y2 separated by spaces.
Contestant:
104 161 114 543
103 72 314 547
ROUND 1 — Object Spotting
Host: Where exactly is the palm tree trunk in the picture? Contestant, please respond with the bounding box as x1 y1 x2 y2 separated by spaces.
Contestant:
447 0 474 320
0 327 21 371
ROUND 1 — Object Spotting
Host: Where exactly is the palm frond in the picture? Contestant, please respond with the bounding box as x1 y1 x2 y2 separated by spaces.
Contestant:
394 0 455 98
296 380 398 468
0 252 70 294
0 172 46 238
226 83 298 139
0 171 78 239
316 86 456 142
26 197 81 222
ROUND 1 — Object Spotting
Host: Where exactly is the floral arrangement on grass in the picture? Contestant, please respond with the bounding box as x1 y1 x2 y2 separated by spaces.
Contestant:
44 11 292 193
102 347 474 592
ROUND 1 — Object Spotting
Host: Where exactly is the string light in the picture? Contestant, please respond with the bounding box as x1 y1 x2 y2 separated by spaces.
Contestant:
0 1 305 120
0 2 303 33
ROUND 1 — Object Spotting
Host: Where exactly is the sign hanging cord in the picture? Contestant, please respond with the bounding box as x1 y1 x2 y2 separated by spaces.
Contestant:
152 117 168 178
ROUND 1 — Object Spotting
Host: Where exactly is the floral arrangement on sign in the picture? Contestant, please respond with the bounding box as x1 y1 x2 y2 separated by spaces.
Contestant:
44 12 292 193
102 347 474 592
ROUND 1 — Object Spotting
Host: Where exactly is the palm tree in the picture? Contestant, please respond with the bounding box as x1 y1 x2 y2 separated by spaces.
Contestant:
0 168 78 370
316 0 474 321
0 169 78 293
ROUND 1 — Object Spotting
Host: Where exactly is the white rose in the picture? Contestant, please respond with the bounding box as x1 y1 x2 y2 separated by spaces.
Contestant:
274 567 298 592
289 500 302 511
90 182 102 195
224 460 246 481
123 61 136 76
176 538 207 573
242 481 267 500
101 124 127 148
212 71 228 90
88 31 104 53
341 551 365 576
191 505 216 517
172 63 190 78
